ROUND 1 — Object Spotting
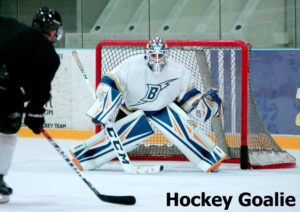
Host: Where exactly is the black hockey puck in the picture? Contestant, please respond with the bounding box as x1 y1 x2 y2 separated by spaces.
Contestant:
163 25 169 31
235 25 242 30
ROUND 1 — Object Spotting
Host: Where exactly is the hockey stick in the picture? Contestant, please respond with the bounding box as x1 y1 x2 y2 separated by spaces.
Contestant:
40 128 136 205
72 51 163 174
105 122 163 174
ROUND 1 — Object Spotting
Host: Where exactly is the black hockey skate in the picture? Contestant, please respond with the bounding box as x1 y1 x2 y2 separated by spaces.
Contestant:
0 175 12 203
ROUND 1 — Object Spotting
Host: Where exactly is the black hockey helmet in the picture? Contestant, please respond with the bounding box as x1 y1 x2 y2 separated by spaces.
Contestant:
32 7 63 40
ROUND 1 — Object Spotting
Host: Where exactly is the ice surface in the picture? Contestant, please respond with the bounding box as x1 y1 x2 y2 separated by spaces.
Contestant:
1 137 300 212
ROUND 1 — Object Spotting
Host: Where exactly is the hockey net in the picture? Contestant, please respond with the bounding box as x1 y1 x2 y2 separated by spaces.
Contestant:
96 40 295 169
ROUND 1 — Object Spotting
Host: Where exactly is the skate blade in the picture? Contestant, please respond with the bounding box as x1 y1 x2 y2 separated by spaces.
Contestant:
0 195 10 204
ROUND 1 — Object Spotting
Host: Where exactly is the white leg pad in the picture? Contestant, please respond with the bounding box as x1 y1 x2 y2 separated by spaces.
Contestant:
149 103 227 172
70 110 154 171
69 130 107 171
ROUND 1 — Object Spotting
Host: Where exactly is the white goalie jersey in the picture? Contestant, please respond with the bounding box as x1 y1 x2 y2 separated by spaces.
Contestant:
100 54 201 113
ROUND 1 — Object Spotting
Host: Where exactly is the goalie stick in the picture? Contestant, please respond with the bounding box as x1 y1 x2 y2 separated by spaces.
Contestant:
72 50 163 175
40 128 136 205
105 121 163 174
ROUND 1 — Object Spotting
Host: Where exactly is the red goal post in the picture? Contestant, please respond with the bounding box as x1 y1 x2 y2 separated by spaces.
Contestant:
95 40 295 170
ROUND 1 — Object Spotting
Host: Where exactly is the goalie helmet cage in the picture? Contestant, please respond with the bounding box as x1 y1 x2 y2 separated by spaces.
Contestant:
95 40 296 170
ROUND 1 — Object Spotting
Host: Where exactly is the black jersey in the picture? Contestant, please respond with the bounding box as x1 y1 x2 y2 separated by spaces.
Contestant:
0 17 60 110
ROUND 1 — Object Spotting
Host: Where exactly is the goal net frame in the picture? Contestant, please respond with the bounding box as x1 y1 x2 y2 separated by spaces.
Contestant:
95 40 296 170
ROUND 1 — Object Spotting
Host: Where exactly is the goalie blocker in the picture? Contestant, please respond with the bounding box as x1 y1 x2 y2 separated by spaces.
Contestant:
87 83 122 125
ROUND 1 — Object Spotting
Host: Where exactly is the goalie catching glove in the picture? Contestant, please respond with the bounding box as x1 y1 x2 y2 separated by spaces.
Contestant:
190 88 224 123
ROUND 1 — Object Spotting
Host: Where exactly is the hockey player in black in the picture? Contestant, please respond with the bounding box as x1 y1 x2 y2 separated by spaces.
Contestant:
0 7 63 203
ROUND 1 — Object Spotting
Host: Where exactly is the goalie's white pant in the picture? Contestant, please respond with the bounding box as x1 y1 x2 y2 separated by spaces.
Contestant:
69 110 154 171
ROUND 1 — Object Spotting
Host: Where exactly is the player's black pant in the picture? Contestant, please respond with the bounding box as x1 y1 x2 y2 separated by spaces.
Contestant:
0 65 24 134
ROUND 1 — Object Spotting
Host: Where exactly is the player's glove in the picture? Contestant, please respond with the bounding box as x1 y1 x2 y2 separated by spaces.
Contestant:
24 104 45 134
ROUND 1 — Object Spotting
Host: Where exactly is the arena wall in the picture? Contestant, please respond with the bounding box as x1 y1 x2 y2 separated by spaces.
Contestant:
18 49 300 149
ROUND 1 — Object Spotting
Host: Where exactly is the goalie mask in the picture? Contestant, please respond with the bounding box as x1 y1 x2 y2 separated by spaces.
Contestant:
32 7 63 41
145 37 168 73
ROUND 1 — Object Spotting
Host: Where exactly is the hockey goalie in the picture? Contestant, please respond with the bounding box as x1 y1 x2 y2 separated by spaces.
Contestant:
69 37 227 173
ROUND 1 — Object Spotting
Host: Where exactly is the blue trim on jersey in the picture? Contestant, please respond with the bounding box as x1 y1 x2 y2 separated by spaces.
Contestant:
120 103 136 113
101 75 120 92
176 88 201 107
